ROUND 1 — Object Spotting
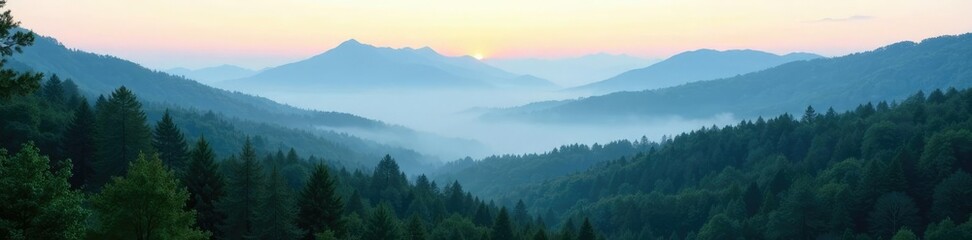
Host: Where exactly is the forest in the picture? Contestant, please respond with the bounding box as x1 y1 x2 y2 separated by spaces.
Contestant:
0 78 601 240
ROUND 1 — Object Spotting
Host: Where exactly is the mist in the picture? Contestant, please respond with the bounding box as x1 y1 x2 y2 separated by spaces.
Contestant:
247 88 738 160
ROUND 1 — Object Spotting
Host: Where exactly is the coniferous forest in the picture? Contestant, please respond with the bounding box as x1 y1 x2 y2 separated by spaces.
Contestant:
4 1 972 240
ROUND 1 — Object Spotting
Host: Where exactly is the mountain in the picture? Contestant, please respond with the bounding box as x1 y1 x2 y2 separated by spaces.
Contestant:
165 64 257 84
489 33 972 122
570 49 822 94
484 53 658 87
217 39 557 92
7 33 486 165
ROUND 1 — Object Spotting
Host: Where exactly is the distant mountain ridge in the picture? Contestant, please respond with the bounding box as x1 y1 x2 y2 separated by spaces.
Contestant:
165 64 257 84
485 53 658 87
219 39 557 91
570 49 822 94
489 33 972 122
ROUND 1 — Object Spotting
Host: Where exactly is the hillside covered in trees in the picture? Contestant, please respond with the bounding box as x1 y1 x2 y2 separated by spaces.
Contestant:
491 88 972 239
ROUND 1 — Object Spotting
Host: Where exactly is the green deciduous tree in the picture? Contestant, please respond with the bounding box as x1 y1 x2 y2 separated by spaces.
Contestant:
89 153 208 240
0 143 87 240
932 171 972 222
868 192 920 239
0 1 42 99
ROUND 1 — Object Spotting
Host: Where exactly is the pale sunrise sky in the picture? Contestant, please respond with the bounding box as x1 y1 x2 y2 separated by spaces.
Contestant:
8 0 972 69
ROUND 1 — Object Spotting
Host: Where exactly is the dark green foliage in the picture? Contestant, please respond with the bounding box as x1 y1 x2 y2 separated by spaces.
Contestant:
255 167 304 240
64 98 95 190
923 218 972 240
0 143 86 240
153 110 189 176
185 137 225 238
533 229 548 240
697 214 740 240
491 208 513 240
0 1 42 99
365 204 402 240
406 214 428 240
577 218 596 240
491 88 972 239
93 86 153 187
218 139 264 240
297 164 344 239
89 153 208 240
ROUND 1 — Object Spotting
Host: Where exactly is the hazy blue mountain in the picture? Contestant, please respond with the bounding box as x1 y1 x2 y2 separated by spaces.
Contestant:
218 39 557 91
7 33 487 165
165 64 257 84
570 49 822 94
488 33 972 122
485 53 658 87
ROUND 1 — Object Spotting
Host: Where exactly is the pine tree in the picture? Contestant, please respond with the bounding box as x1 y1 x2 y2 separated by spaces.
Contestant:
218 138 264 240
41 74 64 106
492 207 514 240
93 86 153 187
0 2 42 99
364 204 402 240
577 218 596 240
298 164 345 239
474 203 493 226
255 166 304 240
153 109 189 176
63 98 96 190
89 153 208 240
406 214 427 240
185 137 226 238
0 143 87 240
559 219 576 240
513 200 531 225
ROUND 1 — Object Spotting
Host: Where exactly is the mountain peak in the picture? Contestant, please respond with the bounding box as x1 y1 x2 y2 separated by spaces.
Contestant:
336 39 369 49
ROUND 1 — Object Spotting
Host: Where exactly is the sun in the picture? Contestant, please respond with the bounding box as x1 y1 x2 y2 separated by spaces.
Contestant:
472 53 485 60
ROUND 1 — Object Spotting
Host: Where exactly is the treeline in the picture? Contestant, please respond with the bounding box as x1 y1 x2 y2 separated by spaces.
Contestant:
502 88 972 239
434 139 656 198
0 82 600 239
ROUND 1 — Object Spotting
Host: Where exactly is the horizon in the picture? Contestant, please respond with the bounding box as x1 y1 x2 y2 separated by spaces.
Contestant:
11 0 972 70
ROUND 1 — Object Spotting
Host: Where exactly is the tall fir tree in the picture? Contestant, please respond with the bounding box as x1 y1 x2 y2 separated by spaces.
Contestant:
255 166 304 240
153 109 189 176
185 137 226 239
364 204 402 240
63 98 96 190
41 74 64 106
0 143 87 240
406 214 428 240
93 86 153 187
491 207 514 240
559 219 576 240
89 153 208 240
217 138 264 240
297 164 345 239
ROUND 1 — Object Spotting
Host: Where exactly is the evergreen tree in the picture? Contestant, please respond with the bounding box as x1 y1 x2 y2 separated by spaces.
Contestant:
0 1 42 99
255 166 304 240
218 138 264 240
89 153 208 240
41 74 64 106
63 99 95 190
94 86 153 187
491 207 513 240
297 164 344 239
0 143 87 240
364 204 402 240
534 228 549 240
406 214 428 240
559 219 576 240
514 200 531 225
474 203 493 226
153 109 189 176
577 218 596 240
742 182 762 216
185 137 226 239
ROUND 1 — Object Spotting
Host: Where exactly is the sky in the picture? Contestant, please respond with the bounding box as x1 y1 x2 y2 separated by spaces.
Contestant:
9 0 972 70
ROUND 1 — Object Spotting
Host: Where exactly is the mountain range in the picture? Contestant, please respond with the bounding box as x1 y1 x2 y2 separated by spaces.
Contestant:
484 53 658 87
165 65 258 84
7 33 487 165
217 39 557 92
486 33 972 122
570 49 822 94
